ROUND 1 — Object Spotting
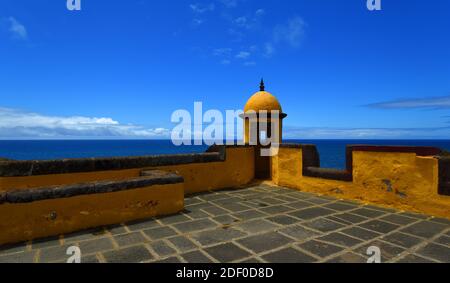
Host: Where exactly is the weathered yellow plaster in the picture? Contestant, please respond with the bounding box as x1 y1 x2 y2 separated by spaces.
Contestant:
272 147 450 219
0 183 184 245
156 147 255 194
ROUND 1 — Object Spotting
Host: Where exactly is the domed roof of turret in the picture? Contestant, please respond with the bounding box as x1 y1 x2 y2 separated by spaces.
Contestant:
244 79 283 113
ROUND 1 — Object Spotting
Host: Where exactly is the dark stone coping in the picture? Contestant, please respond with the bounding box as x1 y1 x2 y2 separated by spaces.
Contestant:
0 145 257 178
279 144 304 149
281 143 442 156
206 144 253 152
0 148 227 177
0 170 184 204
349 145 442 156
438 157 450 196
304 167 352 182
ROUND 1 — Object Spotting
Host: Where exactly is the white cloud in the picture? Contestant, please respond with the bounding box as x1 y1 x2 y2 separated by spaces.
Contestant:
189 3 215 26
283 126 450 139
232 8 265 30
236 51 251 59
368 95 450 109
234 16 248 27
264 42 275 57
218 0 239 8
443 115 450 124
0 107 170 139
227 28 244 41
213 48 233 65
255 9 265 16
213 48 232 56
227 15 306 64
190 3 215 14
188 4 306 65
273 16 306 47
243 61 256 67
192 18 205 26
7 17 27 40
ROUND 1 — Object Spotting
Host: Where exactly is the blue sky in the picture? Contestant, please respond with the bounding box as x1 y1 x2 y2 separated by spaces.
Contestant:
0 0 449 139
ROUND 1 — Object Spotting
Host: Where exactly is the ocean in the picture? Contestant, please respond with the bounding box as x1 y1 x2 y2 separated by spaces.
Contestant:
0 140 449 169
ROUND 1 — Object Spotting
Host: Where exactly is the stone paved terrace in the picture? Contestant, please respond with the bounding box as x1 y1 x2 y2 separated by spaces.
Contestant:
1 184 449 263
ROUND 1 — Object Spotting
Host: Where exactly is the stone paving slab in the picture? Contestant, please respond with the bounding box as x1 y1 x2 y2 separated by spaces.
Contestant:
0 184 449 263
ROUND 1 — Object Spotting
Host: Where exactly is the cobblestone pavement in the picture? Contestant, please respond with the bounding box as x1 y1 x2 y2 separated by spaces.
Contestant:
1 184 449 263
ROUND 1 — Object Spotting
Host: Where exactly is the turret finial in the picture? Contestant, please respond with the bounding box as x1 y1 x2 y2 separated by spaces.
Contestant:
259 78 265 91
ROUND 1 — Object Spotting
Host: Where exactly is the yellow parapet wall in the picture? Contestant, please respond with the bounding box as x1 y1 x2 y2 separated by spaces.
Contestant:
272 146 450 219
0 147 254 245
0 182 184 245
156 147 255 194
0 147 255 195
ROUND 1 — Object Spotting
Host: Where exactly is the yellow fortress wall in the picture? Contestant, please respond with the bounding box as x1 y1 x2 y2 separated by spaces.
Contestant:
0 182 184 245
0 147 255 195
0 147 255 245
156 147 255 194
271 145 450 219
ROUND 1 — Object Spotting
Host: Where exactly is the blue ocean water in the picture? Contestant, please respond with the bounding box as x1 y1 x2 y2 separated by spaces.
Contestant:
0 140 449 169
